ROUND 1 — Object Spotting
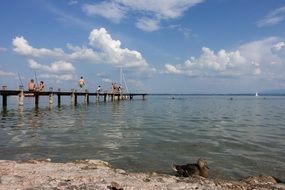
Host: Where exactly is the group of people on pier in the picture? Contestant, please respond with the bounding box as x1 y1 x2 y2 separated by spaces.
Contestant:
78 76 123 94
28 79 45 92
27 76 123 94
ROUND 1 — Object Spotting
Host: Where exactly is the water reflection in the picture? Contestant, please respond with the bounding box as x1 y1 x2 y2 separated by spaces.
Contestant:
0 96 284 180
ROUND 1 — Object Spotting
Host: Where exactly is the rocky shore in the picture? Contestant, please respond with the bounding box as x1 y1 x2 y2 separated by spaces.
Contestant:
0 159 284 190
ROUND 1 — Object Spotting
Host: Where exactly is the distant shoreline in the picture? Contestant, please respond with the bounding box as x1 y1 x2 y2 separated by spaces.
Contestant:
149 93 285 96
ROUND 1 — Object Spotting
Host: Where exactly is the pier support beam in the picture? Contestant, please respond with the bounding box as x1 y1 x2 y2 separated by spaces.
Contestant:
57 89 61 107
96 94 99 101
49 88 53 104
74 91 77 106
84 90 89 104
18 86 24 106
86 94 89 104
2 96 7 108
35 93 39 107
2 97 7 109
2 86 7 108
71 89 75 105
49 94 54 104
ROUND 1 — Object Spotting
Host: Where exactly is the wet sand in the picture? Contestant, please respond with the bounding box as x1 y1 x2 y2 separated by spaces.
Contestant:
0 159 284 190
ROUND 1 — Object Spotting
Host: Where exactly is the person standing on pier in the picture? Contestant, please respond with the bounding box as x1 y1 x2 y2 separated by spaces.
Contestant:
28 79 36 91
96 85 101 93
78 76 85 91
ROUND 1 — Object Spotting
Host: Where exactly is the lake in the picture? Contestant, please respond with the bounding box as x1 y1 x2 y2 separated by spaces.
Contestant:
0 95 284 180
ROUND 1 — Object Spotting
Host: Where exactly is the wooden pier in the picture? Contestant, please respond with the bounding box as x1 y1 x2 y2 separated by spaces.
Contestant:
0 86 147 109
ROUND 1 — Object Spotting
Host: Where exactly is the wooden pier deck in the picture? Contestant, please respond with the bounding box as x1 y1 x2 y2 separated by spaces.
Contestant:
0 88 147 109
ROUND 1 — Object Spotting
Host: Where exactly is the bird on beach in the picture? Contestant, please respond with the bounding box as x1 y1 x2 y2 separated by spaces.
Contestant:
172 158 209 178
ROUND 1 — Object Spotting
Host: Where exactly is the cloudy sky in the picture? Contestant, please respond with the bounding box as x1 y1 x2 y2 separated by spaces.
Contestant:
1 0 285 93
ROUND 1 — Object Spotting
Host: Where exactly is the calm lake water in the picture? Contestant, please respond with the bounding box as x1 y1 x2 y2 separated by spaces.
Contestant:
0 95 285 180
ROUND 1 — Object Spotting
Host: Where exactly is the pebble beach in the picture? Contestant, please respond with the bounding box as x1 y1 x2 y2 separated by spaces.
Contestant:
0 159 284 190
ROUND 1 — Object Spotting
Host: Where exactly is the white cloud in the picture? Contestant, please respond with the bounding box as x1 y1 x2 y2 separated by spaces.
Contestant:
82 2 126 23
28 59 75 73
164 37 285 80
40 73 75 81
68 0 78 5
136 18 160 32
83 0 204 31
0 70 16 77
257 6 285 27
271 41 285 58
88 28 149 68
67 44 101 61
13 28 151 71
239 37 285 82
13 36 64 57
164 64 182 74
102 78 113 83
164 47 253 77
239 37 281 64
28 59 76 82
117 0 203 19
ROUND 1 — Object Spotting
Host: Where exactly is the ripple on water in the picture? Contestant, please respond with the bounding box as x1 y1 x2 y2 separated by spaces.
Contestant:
0 96 285 181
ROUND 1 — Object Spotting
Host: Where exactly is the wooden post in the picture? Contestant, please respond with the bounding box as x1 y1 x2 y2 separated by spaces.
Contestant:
2 95 7 108
104 93 107 102
96 93 99 101
49 87 53 104
71 89 75 105
57 89 61 107
74 90 77 106
49 93 54 104
35 92 39 107
18 85 24 106
84 89 89 104
2 86 7 108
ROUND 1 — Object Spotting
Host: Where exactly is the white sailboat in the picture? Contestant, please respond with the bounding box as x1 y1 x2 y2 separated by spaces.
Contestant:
255 92 259 97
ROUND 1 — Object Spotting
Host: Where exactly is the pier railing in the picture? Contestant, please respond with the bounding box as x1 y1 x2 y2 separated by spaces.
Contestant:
0 87 147 109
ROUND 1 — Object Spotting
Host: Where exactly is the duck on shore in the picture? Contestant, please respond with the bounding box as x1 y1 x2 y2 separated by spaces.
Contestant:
172 158 209 178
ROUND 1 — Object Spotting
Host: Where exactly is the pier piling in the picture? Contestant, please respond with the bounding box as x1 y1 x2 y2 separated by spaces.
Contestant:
74 91 78 106
2 86 8 108
35 93 39 107
57 89 61 107
19 87 24 106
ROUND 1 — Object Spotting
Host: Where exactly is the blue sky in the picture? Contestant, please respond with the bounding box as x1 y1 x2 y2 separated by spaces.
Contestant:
1 0 285 93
